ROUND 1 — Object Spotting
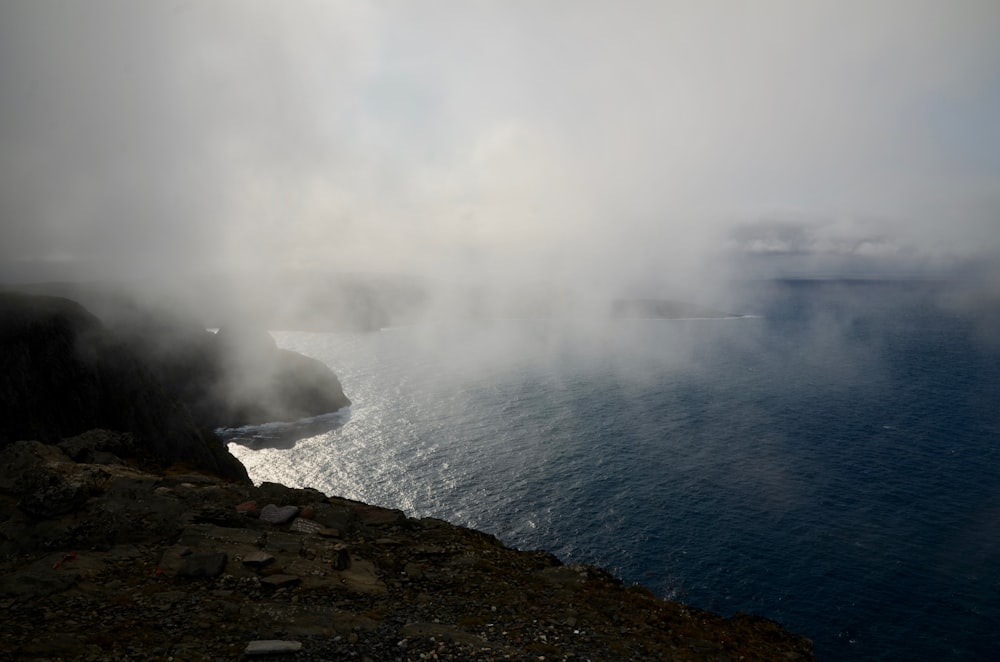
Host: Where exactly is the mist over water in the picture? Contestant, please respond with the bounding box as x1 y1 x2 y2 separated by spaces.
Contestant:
227 280 1000 662
3 3 1000 657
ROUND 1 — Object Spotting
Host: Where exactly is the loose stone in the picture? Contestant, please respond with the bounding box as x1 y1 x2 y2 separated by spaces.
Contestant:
242 551 276 568
260 504 299 525
244 639 303 655
177 552 228 579
259 574 301 589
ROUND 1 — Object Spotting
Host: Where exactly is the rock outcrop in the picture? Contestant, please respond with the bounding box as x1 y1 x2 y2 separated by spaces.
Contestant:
112 313 351 429
1 290 351 465
0 438 815 661
0 292 248 482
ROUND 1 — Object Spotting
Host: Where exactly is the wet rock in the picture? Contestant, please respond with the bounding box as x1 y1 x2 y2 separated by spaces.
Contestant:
260 504 299 525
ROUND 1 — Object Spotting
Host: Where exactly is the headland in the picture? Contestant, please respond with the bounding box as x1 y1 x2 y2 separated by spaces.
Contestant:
0 290 814 660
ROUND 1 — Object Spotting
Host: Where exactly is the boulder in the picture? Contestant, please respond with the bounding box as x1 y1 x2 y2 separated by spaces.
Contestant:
57 429 136 464
260 504 300 525
177 552 228 579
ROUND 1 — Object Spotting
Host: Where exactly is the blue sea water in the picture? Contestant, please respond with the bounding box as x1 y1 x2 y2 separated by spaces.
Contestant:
226 280 1000 661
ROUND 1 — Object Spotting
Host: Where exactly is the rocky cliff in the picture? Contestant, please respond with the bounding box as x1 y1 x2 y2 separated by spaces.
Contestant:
0 435 815 661
0 291 815 660
0 291 351 470
0 292 248 482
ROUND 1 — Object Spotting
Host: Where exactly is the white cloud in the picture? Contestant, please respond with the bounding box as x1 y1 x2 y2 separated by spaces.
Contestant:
1 0 998 290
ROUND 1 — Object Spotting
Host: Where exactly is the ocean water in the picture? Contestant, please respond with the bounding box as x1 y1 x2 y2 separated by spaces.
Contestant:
225 280 1000 661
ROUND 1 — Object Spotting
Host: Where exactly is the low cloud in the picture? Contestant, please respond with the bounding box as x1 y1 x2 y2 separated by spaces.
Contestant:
1 1 998 304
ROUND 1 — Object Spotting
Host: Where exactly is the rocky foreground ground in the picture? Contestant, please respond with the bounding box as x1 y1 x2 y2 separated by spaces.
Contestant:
0 432 814 661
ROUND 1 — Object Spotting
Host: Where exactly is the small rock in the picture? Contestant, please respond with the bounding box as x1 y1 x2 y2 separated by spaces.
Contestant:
289 518 322 534
235 500 258 513
177 552 228 579
332 544 351 571
242 552 276 568
244 640 302 655
300 505 316 520
260 504 299 525
260 574 301 589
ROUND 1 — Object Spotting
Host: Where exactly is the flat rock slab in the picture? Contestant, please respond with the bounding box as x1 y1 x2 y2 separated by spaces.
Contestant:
289 518 321 534
260 504 299 525
242 551 275 567
177 552 228 578
264 532 303 553
353 505 404 525
0 569 80 598
244 639 302 655
260 574 301 589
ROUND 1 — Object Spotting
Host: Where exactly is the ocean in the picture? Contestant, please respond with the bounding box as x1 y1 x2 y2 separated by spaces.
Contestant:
225 280 1000 661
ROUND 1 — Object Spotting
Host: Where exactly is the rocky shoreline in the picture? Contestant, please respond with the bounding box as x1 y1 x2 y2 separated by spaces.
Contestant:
0 433 814 661
0 290 815 660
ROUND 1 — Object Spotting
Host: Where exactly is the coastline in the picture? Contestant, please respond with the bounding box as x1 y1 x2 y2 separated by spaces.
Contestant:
0 436 815 661
0 290 815 660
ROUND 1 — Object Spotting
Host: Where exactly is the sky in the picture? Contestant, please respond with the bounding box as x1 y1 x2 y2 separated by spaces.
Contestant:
1 0 999 299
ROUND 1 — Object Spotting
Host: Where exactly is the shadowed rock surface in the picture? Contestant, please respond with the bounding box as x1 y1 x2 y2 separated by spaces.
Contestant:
0 437 815 661
1 290 350 466
0 292 247 482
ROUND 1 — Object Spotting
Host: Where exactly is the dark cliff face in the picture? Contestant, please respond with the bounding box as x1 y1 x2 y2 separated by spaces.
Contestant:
1 291 351 477
0 292 248 481
0 293 254 480
0 293 248 481
110 317 352 430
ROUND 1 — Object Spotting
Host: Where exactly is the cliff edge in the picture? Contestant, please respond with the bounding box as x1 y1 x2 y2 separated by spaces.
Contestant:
0 292 814 660
0 436 815 661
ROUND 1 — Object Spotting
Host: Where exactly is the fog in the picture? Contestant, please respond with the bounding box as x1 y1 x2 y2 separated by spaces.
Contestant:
2 0 999 321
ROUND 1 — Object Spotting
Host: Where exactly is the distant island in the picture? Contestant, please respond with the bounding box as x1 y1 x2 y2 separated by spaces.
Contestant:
610 298 737 319
11 276 740 331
